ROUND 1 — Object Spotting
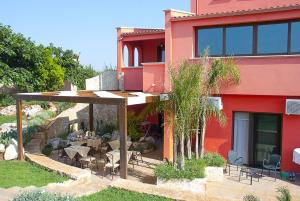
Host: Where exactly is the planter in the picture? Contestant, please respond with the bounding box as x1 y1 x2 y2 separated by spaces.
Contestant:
205 166 224 182
156 167 224 193
157 177 207 193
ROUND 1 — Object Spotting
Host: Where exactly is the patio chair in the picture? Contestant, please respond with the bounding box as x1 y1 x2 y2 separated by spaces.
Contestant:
103 153 120 180
90 158 105 174
79 155 96 169
227 150 244 175
262 154 281 181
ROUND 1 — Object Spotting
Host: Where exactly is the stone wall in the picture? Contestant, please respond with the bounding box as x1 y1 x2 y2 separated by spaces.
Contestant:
45 103 117 139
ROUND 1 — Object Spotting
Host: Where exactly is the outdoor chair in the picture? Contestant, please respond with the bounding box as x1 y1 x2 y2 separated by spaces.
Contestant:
227 150 244 175
262 154 281 181
90 158 105 174
103 152 120 180
79 155 96 169
132 150 143 165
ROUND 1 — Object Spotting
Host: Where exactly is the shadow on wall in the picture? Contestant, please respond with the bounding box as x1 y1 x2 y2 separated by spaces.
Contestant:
45 103 117 139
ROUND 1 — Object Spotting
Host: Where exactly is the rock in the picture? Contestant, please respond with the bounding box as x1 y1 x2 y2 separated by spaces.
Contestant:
48 138 61 150
0 123 17 134
0 105 16 116
0 144 5 152
110 131 120 141
23 105 43 118
139 136 155 144
144 136 155 144
4 143 18 160
48 102 57 113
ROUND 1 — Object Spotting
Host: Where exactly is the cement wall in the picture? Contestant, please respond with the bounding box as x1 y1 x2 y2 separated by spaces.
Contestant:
86 70 118 91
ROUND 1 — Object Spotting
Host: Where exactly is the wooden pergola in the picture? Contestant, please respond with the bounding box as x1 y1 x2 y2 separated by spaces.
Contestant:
14 90 159 179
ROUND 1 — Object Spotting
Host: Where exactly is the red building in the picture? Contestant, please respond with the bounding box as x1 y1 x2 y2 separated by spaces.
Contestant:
117 0 300 172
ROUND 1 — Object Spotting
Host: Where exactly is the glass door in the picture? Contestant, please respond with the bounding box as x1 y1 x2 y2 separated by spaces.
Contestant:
253 114 281 167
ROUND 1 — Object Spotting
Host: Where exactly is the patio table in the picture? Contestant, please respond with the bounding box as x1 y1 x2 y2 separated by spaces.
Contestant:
106 150 133 164
108 140 132 150
64 145 90 160
239 167 261 185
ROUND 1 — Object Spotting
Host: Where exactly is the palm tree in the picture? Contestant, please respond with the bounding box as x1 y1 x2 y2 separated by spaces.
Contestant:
197 56 240 158
164 61 202 169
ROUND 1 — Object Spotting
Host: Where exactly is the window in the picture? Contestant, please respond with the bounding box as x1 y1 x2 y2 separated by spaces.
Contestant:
226 26 253 55
157 45 165 62
257 23 288 54
195 20 300 57
197 28 223 56
291 22 300 53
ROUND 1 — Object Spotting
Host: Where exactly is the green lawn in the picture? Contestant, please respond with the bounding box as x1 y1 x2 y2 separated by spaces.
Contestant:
0 115 16 126
77 188 173 201
0 160 68 188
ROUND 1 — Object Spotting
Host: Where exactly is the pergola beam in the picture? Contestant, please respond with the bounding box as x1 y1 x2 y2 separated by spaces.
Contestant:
16 99 24 160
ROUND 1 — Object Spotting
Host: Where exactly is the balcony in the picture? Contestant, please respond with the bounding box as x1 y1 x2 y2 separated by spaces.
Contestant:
122 62 165 92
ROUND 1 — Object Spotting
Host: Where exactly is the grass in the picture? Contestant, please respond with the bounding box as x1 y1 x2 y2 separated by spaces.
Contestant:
0 160 68 188
77 188 173 201
0 115 16 125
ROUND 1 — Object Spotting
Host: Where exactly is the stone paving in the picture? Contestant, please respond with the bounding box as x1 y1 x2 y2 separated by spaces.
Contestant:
2 152 300 201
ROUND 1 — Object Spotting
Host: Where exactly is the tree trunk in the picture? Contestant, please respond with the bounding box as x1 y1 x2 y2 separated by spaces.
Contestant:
179 132 185 170
195 121 200 160
173 134 177 166
200 114 206 159
187 135 192 160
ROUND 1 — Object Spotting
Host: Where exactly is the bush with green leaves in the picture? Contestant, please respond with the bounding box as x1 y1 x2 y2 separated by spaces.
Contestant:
0 132 13 146
42 144 53 156
12 190 75 201
0 94 15 107
202 152 225 167
155 158 206 180
244 187 292 201
243 195 261 201
0 24 99 99
99 123 117 135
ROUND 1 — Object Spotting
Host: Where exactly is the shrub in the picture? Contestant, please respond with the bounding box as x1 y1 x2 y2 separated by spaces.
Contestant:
243 195 261 201
0 94 15 107
99 123 117 135
155 158 206 180
0 132 13 146
12 190 75 201
203 152 225 167
42 144 53 156
277 187 291 201
55 102 76 114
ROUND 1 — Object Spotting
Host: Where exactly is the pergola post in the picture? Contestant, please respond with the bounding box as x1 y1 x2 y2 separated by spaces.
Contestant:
16 99 24 160
118 100 128 179
89 104 94 131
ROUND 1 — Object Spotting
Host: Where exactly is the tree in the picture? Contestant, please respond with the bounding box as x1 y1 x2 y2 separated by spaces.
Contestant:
197 56 240 158
161 61 202 170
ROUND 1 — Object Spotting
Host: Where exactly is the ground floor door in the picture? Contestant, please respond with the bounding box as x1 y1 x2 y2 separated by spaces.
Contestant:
253 114 282 167
233 112 282 167
233 112 250 164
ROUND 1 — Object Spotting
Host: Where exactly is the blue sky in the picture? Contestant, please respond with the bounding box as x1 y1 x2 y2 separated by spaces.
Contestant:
0 1 189 71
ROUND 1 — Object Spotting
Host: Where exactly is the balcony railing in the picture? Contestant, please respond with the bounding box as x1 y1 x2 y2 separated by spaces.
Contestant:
122 62 165 92
142 62 165 93
122 67 143 91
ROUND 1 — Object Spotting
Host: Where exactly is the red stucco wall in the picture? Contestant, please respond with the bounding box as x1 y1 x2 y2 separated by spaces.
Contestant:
205 95 300 172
